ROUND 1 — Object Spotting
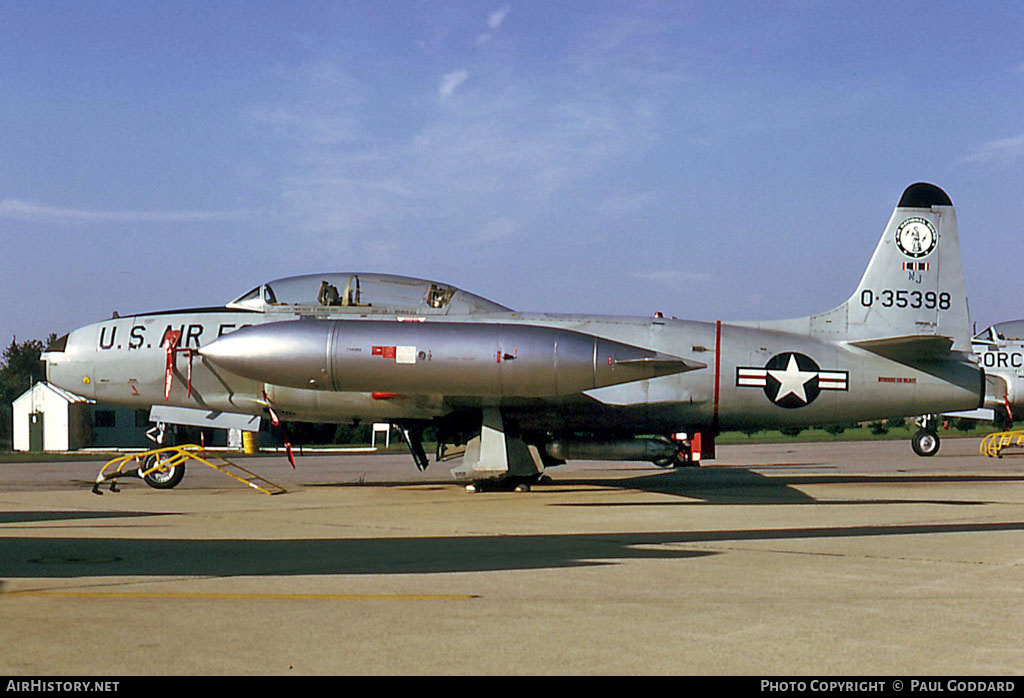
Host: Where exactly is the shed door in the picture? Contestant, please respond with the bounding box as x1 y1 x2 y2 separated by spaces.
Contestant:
29 412 44 452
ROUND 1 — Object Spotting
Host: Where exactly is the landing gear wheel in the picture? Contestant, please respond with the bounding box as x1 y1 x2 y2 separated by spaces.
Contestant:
142 453 185 489
911 430 940 457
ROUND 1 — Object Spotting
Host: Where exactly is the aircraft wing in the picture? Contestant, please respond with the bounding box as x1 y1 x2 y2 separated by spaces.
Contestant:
942 408 995 421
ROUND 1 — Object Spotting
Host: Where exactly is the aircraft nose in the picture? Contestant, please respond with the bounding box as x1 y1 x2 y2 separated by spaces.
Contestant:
42 329 95 399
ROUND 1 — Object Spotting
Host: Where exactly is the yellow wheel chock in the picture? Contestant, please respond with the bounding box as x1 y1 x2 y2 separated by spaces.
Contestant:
92 444 286 495
979 430 1024 459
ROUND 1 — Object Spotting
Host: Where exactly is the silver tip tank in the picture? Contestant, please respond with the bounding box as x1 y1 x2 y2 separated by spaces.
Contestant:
200 319 704 397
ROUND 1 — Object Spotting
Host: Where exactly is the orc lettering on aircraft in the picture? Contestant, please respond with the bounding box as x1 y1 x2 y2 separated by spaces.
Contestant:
979 352 1024 369
97 323 248 351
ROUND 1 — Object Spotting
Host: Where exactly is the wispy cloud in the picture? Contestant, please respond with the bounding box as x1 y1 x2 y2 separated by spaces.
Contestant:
961 133 1024 164
0 199 255 224
250 107 360 145
597 191 658 217
475 217 516 244
477 3 511 45
630 270 711 284
488 4 511 30
249 32 677 266
439 69 469 98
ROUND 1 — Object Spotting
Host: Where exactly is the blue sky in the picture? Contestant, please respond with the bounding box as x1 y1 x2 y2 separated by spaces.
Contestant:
1 1 1022 343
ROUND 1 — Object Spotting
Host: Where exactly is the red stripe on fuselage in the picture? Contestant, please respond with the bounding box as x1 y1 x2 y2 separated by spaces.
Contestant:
713 320 722 431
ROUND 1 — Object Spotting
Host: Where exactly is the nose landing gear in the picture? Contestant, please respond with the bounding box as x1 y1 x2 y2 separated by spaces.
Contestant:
911 415 940 457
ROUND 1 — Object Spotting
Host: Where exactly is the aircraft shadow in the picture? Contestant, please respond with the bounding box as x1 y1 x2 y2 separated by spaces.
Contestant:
0 511 165 525
306 467 1024 506
548 468 1024 506
4 521 1024 579
303 467 818 502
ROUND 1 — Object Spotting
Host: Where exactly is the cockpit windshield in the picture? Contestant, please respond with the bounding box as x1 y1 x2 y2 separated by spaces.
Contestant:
227 273 510 315
973 320 1024 345
975 320 1024 344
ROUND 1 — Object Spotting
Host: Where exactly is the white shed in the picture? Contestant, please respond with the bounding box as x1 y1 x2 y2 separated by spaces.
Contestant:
12 382 92 452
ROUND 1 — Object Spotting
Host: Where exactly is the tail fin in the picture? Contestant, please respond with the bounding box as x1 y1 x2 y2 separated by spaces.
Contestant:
775 183 971 354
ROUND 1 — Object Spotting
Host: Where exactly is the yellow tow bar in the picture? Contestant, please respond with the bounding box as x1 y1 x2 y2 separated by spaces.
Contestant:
979 430 1024 459
92 444 286 495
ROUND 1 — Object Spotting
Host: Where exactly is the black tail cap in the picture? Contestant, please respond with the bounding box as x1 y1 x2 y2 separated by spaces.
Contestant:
898 182 952 208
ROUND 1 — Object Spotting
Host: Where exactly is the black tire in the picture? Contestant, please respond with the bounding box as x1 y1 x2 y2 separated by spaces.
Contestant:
911 430 940 457
142 453 186 489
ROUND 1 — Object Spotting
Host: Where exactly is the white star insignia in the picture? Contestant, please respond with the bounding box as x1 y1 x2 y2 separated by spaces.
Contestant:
767 354 816 404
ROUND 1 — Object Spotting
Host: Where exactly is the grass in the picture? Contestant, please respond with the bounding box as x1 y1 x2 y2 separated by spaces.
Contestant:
0 451 129 463
715 422 997 445
0 422 1003 462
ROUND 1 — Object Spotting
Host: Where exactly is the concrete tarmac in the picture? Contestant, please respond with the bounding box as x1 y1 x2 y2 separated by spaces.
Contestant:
1 437 1023 675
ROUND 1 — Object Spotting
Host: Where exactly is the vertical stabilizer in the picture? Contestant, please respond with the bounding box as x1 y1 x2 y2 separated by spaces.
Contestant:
772 183 971 353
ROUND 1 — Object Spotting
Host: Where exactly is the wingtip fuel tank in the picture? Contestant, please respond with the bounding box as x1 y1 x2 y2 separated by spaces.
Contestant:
199 319 705 397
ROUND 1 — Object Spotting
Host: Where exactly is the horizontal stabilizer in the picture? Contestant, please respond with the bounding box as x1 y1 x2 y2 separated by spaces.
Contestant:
849 335 954 361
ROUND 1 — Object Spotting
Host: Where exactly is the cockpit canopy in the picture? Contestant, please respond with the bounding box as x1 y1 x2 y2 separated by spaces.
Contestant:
226 273 511 316
973 319 1024 345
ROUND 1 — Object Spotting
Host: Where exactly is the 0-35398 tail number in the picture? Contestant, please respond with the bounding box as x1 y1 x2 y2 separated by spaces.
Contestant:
860 289 951 310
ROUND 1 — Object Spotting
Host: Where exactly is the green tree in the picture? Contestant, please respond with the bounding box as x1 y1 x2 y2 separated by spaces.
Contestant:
1 334 56 446
0 336 50 402
952 417 976 433
333 422 372 444
993 407 1013 432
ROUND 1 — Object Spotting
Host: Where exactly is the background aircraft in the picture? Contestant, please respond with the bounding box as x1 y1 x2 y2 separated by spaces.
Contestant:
972 319 1024 423
44 183 984 489
911 319 1024 457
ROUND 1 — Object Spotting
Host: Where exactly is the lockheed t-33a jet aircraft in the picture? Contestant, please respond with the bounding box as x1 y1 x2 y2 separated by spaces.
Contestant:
44 183 985 491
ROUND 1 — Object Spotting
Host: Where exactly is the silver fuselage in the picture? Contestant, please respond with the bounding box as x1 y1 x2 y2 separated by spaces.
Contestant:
45 306 983 436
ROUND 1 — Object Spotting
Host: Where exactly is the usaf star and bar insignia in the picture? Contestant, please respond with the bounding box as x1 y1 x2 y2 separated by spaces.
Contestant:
736 352 849 408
